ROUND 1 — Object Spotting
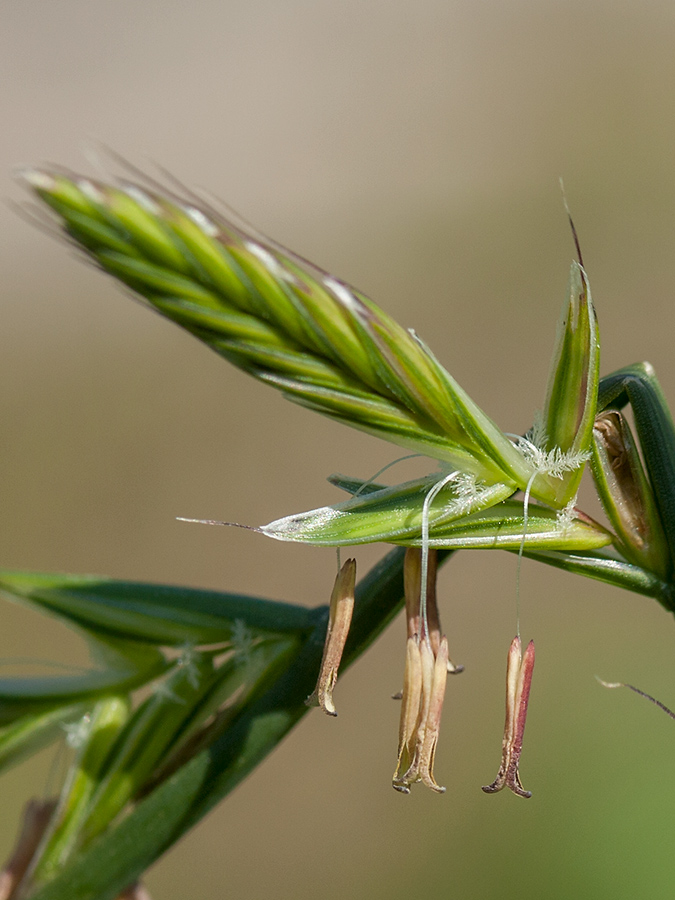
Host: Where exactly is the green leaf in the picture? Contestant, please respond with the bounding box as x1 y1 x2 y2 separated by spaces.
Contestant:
0 634 165 726
0 570 314 645
27 547 454 900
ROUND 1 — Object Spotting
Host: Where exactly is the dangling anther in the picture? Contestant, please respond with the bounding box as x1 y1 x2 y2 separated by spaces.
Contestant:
392 548 453 794
483 635 535 798
306 558 356 716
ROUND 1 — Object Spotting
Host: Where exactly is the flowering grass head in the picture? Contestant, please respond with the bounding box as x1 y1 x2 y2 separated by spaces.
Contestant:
7 161 675 897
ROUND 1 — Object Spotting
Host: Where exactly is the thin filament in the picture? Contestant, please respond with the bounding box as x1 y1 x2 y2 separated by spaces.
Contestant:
338 454 422 575
420 471 458 645
515 470 538 639
352 454 423 499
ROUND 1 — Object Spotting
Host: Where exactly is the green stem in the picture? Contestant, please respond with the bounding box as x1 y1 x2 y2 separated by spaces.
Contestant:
521 548 675 611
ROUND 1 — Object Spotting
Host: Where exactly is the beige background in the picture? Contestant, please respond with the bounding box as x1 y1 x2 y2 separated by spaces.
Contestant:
3 1 675 897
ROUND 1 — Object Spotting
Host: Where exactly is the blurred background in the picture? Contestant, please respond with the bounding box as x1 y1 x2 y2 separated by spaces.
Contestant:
3 1 675 897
